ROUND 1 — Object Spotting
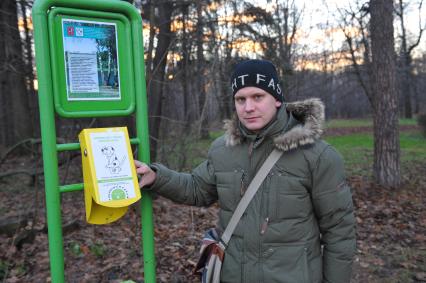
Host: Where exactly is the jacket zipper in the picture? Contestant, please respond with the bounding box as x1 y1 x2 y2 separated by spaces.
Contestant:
260 148 273 283
248 141 254 156
260 217 269 235
240 171 246 196
260 172 272 235
248 141 255 283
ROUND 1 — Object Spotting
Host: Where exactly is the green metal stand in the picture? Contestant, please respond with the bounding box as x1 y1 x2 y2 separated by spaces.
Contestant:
32 0 156 282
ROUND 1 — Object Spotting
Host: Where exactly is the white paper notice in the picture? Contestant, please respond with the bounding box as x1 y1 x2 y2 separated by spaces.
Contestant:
62 19 121 101
68 53 99 93
90 131 136 202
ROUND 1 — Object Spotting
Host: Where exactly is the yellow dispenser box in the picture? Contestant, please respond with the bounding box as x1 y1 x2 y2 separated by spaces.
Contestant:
78 127 141 224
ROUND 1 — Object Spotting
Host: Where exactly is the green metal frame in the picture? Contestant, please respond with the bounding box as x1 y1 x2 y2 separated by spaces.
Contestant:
32 0 156 282
48 8 136 117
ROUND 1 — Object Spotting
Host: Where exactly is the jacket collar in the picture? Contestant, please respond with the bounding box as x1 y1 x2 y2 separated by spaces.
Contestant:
224 98 325 152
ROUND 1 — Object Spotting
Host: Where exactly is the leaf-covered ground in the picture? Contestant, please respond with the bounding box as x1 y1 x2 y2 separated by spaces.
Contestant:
0 130 425 282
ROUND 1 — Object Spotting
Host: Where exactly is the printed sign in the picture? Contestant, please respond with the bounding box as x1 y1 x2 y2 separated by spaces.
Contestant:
62 19 121 101
90 131 136 202
68 53 99 93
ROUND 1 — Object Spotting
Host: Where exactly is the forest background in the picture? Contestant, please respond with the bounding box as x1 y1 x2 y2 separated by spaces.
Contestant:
0 0 425 282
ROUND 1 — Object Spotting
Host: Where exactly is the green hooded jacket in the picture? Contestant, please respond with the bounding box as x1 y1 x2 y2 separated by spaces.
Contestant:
150 98 356 283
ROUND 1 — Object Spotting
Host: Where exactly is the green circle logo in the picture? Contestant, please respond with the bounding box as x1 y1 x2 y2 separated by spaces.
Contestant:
111 188 126 200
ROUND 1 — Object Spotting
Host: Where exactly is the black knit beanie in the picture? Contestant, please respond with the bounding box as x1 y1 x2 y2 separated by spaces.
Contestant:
231 59 283 102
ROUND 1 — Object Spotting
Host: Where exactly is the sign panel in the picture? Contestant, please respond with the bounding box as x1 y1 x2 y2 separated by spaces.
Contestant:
62 19 121 100
47 8 136 117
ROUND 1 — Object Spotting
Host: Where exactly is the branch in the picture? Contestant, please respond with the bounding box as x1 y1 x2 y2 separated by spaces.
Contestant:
347 38 374 105
337 7 374 107
0 169 44 179
408 0 425 54
0 138 41 167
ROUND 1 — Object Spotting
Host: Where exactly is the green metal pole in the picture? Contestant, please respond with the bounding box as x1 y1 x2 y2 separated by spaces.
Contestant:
131 12 157 283
33 0 156 282
32 1 65 282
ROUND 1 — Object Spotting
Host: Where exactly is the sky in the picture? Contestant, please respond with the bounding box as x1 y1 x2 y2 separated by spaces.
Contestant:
140 0 426 70
243 0 426 70
296 0 426 56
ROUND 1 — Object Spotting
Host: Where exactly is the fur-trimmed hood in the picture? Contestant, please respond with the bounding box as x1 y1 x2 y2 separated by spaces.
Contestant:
224 98 325 152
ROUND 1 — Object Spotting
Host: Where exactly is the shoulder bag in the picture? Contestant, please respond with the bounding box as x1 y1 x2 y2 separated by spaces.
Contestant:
194 149 283 283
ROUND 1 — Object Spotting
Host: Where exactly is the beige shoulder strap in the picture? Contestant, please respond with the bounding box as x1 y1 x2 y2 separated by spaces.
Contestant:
220 149 283 247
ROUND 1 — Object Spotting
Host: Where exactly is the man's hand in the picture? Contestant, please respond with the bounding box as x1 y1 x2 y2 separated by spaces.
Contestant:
134 160 156 188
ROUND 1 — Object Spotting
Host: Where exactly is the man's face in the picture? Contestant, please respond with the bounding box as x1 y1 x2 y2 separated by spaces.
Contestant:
234 87 282 133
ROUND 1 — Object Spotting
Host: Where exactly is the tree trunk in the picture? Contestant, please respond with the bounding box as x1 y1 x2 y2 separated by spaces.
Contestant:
395 0 425 118
370 0 401 187
400 54 413 118
147 2 174 160
196 0 209 139
397 0 413 118
217 2 235 120
279 4 291 100
180 4 190 128
20 0 39 138
0 0 33 149
145 0 156 82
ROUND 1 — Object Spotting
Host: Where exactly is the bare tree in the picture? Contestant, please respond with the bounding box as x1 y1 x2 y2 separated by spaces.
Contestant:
232 0 301 100
370 0 401 187
0 0 33 150
273 0 302 100
178 1 191 127
145 0 175 160
19 0 38 137
395 0 424 117
196 0 209 138
217 1 236 120
338 1 374 105
144 0 156 84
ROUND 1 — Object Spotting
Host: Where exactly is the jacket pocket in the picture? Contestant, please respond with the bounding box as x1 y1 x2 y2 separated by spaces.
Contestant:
267 172 312 221
262 244 311 283
275 192 311 220
215 171 242 212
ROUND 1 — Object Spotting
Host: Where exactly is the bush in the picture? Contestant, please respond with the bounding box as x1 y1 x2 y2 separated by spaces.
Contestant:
417 113 426 137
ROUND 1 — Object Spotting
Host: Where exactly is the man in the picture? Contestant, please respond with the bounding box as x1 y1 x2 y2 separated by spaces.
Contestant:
136 59 356 283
